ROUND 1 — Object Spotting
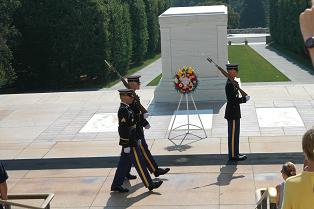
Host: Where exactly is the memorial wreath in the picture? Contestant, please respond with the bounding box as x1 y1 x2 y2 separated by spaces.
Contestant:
174 66 198 94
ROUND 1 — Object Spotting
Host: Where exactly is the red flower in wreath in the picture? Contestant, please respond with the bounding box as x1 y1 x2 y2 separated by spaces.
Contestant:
174 66 198 94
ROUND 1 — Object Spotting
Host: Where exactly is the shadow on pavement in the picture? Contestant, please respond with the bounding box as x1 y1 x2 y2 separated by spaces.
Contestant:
4 152 304 170
192 162 244 190
105 181 161 208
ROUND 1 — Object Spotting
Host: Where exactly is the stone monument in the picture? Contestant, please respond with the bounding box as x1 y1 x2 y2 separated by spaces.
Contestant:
154 5 228 103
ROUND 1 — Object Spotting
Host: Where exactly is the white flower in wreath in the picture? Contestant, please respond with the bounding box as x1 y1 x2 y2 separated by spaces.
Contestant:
175 78 179 83
180 76 190 87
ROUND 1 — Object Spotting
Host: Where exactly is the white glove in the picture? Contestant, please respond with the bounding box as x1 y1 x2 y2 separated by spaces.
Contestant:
137 139 142 146
245 95 250 102
144 124 151 129
143 113 149 119
123 147 130 153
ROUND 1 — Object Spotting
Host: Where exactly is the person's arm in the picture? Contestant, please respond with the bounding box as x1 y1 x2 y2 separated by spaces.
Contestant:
0 162 8 201
225 82 246 105
281 181 291 209
118 108 130 146
275 184 280 207
140 115 149 128
300 6 314 67
131 102 150 129
0 181 8 200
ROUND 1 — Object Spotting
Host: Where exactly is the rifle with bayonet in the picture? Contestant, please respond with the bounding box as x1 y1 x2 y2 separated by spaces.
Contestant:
105 60 148 113
206 57 248 97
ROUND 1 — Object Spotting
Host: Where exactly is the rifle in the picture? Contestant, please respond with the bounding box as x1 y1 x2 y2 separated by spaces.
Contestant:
105 60 148 113
206 57 248 97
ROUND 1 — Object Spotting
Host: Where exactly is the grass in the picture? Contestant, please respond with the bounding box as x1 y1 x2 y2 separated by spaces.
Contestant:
228 45 290 82
104 54 161 88
147 73 162 86
136 45 293 86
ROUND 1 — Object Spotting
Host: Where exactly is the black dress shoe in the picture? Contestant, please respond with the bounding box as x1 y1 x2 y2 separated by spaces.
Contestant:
229 154 247 161
148 180 163 191
238 154 247 160
125 173 137 180
111 185 129 193
154 168 170 177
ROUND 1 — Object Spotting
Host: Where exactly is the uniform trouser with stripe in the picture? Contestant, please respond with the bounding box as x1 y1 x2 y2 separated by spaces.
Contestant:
227 119 240 159
126 138 158 175
112 145 153 188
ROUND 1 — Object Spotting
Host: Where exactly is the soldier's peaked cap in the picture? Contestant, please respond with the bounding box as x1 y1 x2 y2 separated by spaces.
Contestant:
127 75 141 83
118 89 134 96
226 64 239 71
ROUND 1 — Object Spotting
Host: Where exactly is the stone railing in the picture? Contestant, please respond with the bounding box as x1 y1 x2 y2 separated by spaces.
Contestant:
0 193 54 209
255 187 277 209
228 28 269 34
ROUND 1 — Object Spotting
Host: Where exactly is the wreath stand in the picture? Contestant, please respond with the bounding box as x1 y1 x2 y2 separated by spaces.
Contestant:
168 93 207 146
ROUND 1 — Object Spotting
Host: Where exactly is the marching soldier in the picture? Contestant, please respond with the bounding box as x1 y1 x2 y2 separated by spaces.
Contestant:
225 64 250 161
126 75 170 177
111 89 163 193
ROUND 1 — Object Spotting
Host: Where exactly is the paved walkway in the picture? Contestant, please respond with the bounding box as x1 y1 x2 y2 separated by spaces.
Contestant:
110 59 162 90
1 43 314 208
1 84 313 208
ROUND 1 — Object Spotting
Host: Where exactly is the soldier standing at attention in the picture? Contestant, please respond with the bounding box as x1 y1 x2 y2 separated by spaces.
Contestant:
126 75 170 177
225 64 250 161
111 89 163 193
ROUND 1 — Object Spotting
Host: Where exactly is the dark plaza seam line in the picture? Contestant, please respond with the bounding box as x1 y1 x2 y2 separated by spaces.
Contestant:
3 152 304 170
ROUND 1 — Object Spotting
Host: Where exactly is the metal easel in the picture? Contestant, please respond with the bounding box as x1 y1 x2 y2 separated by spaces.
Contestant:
168 93 207 145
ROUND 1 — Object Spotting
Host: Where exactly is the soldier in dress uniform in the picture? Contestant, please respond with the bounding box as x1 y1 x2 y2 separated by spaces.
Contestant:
126 75 170 177
224 64 250 161
111 89 163 193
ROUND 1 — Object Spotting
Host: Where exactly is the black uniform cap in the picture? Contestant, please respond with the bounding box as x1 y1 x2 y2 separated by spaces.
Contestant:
127 75 141 83
118 89 134 96
226 64 239 71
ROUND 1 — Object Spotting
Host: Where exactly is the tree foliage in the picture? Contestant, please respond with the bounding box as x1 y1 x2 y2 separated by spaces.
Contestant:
240 0 266 28
108 0 132 76
14 0 112 89
227 5 239 29
144 0 159 57
196 1 239 29
126 0 148 64
0 0 20 88
0 0 170 91
269 0 311 55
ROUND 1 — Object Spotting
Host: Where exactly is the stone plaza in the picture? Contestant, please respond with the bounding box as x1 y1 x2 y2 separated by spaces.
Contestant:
2 6 314 209
1 48 314 208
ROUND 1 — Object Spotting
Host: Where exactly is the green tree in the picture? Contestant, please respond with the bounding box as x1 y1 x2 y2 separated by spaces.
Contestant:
269 0 278 41
269 0 310 55
108 1 132 75
156 0 171 52
127 0 149 64
196 1 239 29
227 5 239 29
0 0 20 88
14 0 111 89
239 0 266 28
172 0 229 7
144 0 159 57
158 0 171 15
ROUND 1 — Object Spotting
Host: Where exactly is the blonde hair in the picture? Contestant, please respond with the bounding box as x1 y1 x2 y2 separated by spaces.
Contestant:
302 128 314 161
281 162 296 177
